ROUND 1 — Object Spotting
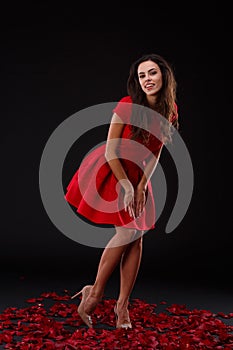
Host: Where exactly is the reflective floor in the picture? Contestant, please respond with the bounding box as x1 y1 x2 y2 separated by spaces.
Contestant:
1 270 233 321
1 270 233 349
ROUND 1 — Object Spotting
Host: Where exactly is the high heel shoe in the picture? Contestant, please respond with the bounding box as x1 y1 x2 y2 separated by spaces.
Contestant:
114 303 132 329
71 285 93 328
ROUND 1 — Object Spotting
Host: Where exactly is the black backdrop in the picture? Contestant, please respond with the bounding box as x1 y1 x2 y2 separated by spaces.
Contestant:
1 5 232 292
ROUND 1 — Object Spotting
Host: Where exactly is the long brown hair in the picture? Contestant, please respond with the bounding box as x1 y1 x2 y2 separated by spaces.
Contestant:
127 53 178 144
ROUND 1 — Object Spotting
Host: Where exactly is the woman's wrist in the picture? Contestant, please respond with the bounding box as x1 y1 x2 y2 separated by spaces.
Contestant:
119 178 134 192
137 182 147 192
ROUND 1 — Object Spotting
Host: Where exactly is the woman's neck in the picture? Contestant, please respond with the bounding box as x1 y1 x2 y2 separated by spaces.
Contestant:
146 95 158 110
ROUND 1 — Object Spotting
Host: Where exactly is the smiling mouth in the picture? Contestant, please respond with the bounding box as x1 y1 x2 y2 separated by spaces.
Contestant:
145 84 154 89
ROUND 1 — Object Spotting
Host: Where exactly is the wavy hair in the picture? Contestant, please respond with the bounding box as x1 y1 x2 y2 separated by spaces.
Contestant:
127 53 179 144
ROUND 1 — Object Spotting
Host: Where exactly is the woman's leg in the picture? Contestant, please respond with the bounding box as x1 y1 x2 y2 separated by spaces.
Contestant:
84 226 137 314
118 232 143 305
115 232 143 327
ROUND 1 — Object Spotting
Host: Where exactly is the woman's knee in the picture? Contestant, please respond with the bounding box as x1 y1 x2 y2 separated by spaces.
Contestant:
131 235 143 248
114 226 137 245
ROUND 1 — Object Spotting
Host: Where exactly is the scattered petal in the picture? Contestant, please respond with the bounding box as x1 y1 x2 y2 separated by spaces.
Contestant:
0 292 232 349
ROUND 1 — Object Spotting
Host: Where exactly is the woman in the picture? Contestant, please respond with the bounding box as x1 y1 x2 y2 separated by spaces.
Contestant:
65 53 179 329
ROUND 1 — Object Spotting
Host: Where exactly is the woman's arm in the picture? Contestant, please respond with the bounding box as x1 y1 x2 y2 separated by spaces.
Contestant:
137 146 163 192
104 113 128 181
134 146 163 217
105 113 135 218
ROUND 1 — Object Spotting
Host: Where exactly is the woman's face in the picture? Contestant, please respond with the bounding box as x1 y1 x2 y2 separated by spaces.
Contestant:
137 60 163 96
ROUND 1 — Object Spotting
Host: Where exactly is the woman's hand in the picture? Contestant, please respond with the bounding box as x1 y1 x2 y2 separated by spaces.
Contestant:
134 186 146 218
119 179 135 218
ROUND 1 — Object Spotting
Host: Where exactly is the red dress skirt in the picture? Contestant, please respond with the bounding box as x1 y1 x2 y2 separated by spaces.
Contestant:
64 96 164 231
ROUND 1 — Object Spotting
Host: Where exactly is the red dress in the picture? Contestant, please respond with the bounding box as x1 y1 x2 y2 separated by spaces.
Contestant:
64 96 177 231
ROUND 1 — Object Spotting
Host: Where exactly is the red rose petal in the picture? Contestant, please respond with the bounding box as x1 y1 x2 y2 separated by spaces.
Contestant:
0 292 233 349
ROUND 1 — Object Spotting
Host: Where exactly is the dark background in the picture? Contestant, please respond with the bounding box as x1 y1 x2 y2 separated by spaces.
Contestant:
0 4 232 306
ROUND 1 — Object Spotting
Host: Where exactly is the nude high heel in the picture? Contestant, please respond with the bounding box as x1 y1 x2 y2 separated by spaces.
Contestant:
114 302 132 329
71 285 93 328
